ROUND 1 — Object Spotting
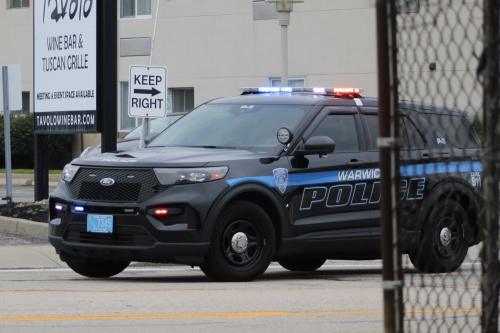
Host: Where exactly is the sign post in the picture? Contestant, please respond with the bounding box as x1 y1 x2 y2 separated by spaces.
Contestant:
33 0 117 200
1 65 22 210
128 65 168 146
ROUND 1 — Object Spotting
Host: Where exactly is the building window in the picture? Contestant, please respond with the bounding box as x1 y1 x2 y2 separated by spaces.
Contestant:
269 77 306 88
120 0 152 18
172 89 194 113
396 0 419 13
119 82 137 131
10 0 29 8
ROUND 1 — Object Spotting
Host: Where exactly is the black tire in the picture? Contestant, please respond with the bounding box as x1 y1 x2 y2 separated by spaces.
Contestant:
200 201 276 282
278 258 326 272
409 199 470 273
66 258 130 278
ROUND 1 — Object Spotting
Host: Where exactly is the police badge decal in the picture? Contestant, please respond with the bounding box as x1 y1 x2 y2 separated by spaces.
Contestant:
273 168 289 193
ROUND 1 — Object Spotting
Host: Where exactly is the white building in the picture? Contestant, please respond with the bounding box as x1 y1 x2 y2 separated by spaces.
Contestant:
2 0 479 157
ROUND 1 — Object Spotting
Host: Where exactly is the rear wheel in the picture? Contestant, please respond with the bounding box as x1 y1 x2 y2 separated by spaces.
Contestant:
200 201 276 282
409 199 470 273
278 258 326 272
65 258 130 278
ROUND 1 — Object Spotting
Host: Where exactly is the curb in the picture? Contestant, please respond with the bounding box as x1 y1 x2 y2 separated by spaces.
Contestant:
0 215 48 238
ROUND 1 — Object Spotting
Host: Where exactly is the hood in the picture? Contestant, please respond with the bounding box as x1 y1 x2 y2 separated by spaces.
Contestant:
86 139 140 156
72 147 272 168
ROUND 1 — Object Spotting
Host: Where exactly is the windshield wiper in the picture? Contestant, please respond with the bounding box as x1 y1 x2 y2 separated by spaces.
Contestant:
147 145 237 149
201 145 237 149
180 145 237 149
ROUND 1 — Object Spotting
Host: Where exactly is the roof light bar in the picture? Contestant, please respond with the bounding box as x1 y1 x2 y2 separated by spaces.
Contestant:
333 87 363 94
239 87 364 95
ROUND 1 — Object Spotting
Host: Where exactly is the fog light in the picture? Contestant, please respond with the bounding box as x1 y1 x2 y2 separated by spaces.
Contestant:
55 204 63 211
75 206 84 212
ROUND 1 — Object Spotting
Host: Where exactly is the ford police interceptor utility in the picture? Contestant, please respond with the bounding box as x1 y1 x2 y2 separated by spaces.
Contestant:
48 87 483 282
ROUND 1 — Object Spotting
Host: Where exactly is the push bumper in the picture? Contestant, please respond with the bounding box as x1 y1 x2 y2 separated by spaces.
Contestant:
49 235 209 265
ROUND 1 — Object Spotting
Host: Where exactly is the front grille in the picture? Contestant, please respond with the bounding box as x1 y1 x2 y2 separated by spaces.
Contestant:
64 223 155 247
68 168 168 202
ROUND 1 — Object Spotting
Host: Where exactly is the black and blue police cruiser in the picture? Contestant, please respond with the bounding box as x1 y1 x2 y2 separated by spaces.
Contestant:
48 87 483 281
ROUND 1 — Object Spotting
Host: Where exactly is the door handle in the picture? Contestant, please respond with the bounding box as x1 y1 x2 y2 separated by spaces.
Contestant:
422 153 430 159
346 159 364 167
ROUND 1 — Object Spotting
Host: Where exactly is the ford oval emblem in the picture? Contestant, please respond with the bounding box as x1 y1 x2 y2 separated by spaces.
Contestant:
100 178 115 186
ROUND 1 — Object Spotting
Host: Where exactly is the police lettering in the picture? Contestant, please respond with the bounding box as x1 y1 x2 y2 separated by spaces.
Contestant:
299 177 426 210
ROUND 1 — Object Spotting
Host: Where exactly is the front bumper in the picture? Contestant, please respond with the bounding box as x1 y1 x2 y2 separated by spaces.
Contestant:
49 178 228 265
49 234 209 265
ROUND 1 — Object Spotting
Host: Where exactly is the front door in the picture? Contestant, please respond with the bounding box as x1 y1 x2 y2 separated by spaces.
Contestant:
288 107 377 255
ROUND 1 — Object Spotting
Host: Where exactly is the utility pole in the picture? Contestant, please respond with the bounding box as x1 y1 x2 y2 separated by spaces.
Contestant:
266 0 304 87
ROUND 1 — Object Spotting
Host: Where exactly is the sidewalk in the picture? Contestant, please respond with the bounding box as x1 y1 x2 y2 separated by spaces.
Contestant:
0 216 67 269
0 244 67 269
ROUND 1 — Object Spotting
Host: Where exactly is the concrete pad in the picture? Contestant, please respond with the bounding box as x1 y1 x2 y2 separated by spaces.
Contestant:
0 245 67 269
0 216 48 238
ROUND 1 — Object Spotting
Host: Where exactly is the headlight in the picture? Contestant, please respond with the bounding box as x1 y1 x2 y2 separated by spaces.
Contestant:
80 147 91 157
154 167 229 185
62 164 80 183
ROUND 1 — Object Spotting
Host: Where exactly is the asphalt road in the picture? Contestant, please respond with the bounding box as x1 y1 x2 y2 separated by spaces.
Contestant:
0 185 57 205
0 250 482 332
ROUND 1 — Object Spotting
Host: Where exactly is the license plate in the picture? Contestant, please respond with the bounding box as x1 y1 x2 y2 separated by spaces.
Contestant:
87 215 113 233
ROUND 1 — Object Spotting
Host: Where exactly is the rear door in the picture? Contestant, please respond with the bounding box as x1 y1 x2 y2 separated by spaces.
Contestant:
361 109 427 251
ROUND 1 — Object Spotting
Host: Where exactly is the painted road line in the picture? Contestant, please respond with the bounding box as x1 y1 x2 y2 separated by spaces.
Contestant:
0 285 480 296
0 287 381 295
0 309 481 322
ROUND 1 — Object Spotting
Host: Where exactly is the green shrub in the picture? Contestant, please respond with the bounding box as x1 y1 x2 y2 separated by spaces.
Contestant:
0 113 74 169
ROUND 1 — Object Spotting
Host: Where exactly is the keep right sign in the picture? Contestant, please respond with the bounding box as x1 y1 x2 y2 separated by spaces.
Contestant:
128 65 168 118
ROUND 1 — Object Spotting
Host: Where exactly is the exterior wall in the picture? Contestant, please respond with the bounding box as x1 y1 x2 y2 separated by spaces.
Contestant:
1 0 481 157
117 0 378 109
0 2 33 112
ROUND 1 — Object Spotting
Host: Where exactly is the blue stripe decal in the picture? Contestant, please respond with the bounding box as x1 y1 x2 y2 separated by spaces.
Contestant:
400 161 482 176
226 176 276 187
225 161 483 188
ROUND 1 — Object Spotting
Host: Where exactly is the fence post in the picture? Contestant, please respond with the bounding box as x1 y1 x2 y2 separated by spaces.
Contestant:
376 0 402 332
481 0 499 332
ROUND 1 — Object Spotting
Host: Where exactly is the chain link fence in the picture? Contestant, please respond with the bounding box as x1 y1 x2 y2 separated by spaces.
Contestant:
377 0 500 332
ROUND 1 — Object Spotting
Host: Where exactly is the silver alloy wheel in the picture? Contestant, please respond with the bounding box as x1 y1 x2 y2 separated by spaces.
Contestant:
231 232 249 253
440 227 452 247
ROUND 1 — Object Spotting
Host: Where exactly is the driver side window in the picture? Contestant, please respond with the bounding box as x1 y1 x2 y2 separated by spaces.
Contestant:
310 115 359 153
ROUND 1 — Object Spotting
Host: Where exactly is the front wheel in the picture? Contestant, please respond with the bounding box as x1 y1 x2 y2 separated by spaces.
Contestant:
409 199 470 273
200 201 276 282
65 258 130 278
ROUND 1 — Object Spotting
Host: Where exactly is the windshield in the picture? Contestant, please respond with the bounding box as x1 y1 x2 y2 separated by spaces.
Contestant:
149 104 311 154
123 115 182 140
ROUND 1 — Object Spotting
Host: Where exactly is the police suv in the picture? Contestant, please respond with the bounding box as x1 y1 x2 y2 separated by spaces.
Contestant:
48 87 483 281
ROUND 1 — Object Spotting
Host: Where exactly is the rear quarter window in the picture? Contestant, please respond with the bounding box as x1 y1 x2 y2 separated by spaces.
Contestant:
421 113 481 148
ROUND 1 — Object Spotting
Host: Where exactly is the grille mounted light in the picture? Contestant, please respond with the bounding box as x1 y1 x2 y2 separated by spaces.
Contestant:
155 209 168 215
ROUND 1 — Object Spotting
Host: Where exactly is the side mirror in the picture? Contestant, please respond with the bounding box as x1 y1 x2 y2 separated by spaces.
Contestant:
295 136 335 156
144 132 159 145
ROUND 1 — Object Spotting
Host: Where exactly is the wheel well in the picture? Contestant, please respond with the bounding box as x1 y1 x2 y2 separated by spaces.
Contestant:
227 192 283 252
431 187 480 242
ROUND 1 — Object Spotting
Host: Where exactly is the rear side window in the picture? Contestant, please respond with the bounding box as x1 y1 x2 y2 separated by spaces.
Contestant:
310 115 359 152
364 115 409 150
422 113 481 148
403 118 426 149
